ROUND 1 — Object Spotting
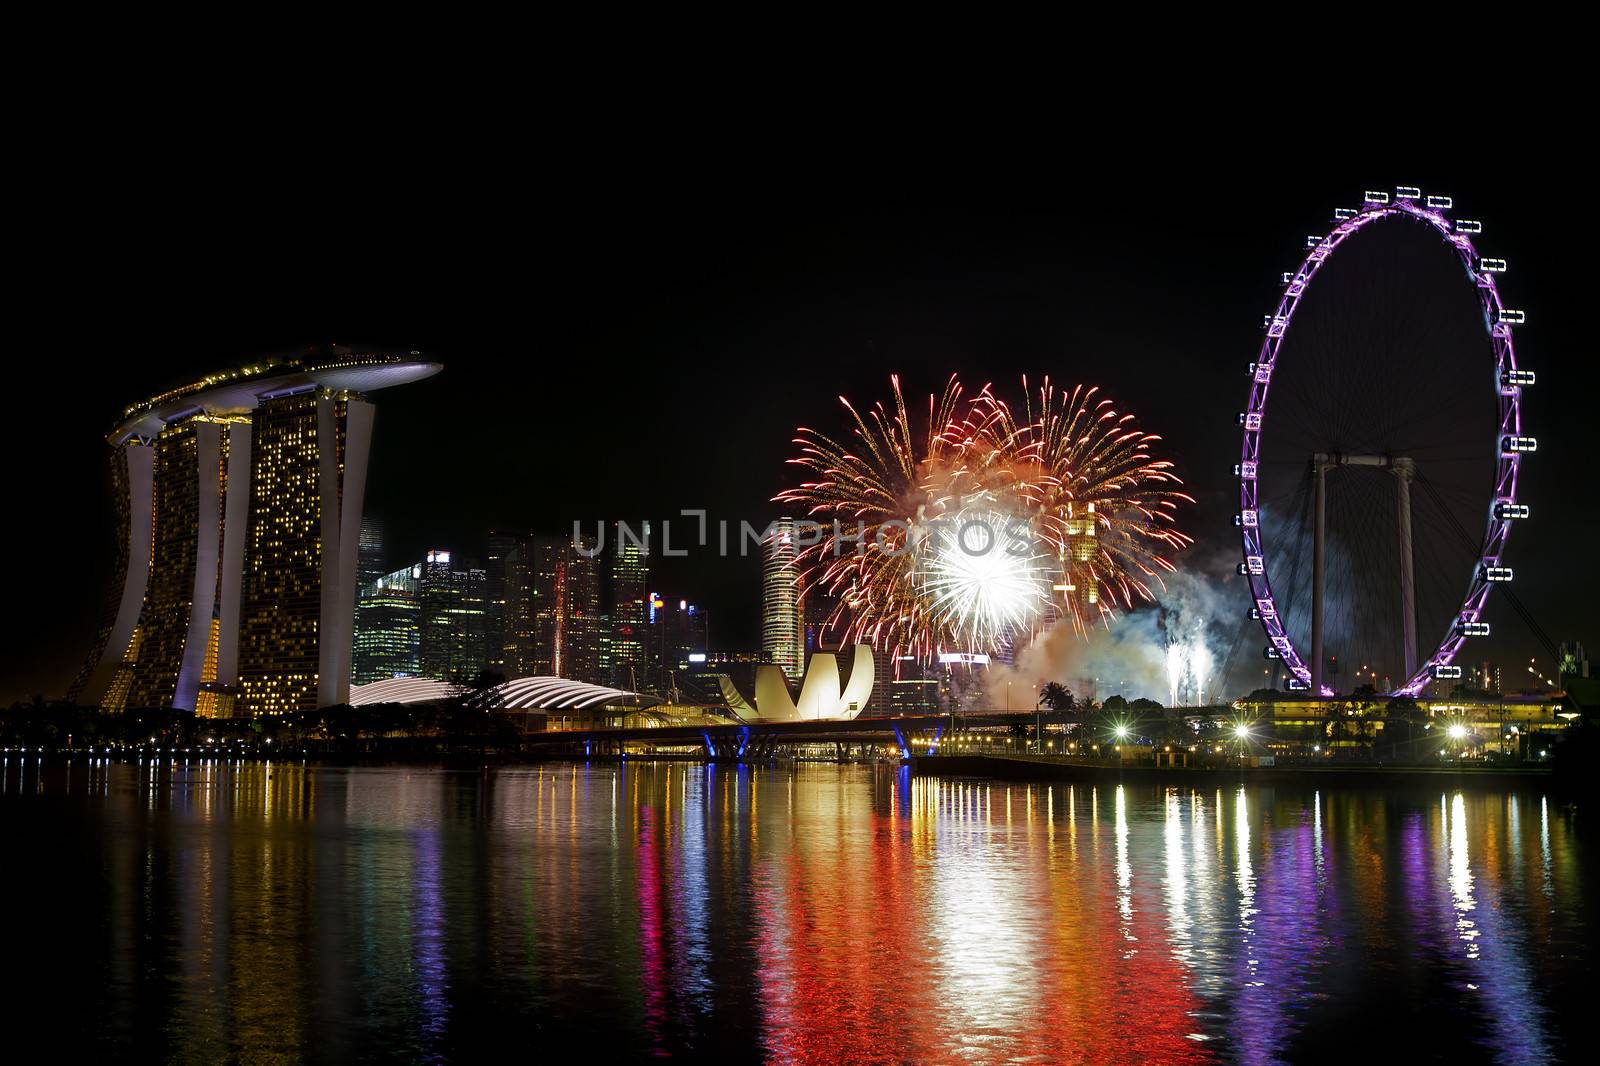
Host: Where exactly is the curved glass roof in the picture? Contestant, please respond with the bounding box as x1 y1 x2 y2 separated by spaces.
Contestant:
347 675 657 711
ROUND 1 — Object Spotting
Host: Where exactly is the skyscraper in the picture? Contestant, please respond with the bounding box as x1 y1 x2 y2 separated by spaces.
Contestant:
609 521 649 689
120 416 245 713
418 550 488 682
354 563 422 683
803 581 843 667
647 594 708 697
358 516 386 596
762 518 804 681
485 530 516 673
70 351 440 716
501 532 601 683
562 536 602 684
1559 641 1591 680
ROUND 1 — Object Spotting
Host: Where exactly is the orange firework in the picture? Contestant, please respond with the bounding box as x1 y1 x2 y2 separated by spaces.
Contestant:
775 374 1194 659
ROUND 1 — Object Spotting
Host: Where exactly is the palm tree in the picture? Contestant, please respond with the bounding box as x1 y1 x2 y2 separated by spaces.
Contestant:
1036 682 1075 753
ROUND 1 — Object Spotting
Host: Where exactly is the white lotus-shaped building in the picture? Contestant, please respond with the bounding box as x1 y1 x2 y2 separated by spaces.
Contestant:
720 645 875 721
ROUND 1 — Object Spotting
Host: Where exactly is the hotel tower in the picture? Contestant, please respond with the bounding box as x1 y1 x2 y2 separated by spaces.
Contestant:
69 350 440 716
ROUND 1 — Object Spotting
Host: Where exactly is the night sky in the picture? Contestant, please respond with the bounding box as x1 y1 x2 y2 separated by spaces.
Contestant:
5 163 1592 703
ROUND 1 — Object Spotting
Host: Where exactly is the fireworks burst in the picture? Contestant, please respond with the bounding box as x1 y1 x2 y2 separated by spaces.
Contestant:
776 374 1194 659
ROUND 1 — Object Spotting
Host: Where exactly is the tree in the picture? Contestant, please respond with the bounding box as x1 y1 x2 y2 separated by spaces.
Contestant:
1102 695 1128 711
1377 695 1426 761
1038 683 1076 712
1032 682 1074 755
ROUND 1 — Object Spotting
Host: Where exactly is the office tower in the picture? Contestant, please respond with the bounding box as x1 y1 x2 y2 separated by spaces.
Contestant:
71 351 439 716
762 518 804 681
503 537 539 676
803 582 843 668
562 536 602 683
647 594 708 697
485 530 516 673
1559 641 1591 680
609 521 649 689
684 650 771 705
419 550 488 681
358 516 386 593
354 563 422 684
865 651 895 716
501 532 600 683
1472 660 1502 694
889 655 940 715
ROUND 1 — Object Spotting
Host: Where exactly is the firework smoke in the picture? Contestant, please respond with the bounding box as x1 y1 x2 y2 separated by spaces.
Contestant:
984 554 1239 709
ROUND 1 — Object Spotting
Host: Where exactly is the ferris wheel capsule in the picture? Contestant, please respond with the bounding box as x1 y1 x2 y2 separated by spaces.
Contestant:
1501 435 1538 454
1426 195 1454 209
1502 368 1536 388
1479 258 1508 273
1433 665 1463 680
1458 621 1491 637
1363 190 1390 205
1395 186 1422 199
1455 219 1483 234
1334 208 1360 221
1498 309 1526 325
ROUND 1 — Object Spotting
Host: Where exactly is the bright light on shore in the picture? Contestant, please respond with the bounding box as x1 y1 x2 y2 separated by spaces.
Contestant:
1234 724 1250 739
1447 724 1468 740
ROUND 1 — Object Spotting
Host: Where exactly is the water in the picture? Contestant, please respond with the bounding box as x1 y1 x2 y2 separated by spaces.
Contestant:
1 758 1592 1063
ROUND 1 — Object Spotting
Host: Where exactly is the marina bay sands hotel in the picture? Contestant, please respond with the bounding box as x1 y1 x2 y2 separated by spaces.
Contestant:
69 350 441 717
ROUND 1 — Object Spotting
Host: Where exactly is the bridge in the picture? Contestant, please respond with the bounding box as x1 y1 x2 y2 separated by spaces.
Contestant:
515 710 1070 761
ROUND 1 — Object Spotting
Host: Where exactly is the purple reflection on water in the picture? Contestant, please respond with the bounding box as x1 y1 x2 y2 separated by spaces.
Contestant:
412 828 448 1060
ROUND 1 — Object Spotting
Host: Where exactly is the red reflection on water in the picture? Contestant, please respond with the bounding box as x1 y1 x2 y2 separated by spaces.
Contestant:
748 774 1212 1064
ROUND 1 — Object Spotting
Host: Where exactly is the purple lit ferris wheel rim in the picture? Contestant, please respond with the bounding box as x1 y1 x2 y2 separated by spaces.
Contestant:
1237 191 1526 698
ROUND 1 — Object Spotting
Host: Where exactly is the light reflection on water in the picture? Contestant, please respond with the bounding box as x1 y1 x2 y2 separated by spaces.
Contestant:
0 758 1592 1063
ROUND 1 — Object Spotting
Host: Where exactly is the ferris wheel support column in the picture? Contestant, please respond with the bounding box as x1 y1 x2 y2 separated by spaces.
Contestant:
1311 455 1331 697
1392 458 1419 681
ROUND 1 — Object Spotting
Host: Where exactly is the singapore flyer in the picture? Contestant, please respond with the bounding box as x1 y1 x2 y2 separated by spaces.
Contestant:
1237 186 1534 698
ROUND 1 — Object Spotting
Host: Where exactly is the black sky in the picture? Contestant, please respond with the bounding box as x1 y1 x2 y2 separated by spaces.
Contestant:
5 160 1592 703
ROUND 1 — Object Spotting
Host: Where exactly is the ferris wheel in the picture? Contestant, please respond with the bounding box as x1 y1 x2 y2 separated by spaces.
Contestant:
1237 186 1534 698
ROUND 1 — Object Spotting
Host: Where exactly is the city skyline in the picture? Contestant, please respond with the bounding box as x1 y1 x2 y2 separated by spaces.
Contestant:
5 172 1595 705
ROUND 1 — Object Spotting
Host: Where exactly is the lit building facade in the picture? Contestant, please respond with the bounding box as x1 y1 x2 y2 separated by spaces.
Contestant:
69 350 440 716
684 649 769 705
646 594 708 697
419 550 489 682
803 583 843 667
1560 641 1590 680
485 530 516 673
353 563 422 684
762 518 804 681
501 532 601 684
358 516 386 596
888 655 940 715
608 521 649 689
